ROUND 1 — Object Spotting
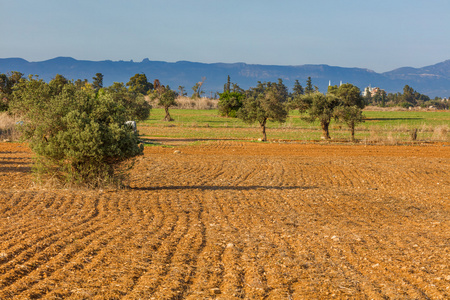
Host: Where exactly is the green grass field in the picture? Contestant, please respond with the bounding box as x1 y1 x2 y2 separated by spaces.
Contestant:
140 108 450 143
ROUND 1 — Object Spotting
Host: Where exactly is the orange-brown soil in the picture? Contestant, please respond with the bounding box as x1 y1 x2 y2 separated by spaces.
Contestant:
1 141 449 299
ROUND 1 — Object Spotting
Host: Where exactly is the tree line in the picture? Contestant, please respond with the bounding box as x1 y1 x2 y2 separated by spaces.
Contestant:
363 85 449 109
3 71 444 145
219 76 365 141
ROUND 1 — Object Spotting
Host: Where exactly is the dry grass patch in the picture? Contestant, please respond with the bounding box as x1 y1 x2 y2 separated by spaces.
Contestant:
175 96 218 110
364 106 408 112
0 112 21 141
147 95 218 110
432 124 450 141
145 96 219 110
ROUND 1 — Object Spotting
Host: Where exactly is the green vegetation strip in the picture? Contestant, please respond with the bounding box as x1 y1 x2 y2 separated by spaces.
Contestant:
140 108 450 142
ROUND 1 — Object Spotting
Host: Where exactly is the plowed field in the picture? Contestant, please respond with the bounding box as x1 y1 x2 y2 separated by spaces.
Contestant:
1 141 449 299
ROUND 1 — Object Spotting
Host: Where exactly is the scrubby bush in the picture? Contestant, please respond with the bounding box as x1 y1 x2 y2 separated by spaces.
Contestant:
10 76 147 188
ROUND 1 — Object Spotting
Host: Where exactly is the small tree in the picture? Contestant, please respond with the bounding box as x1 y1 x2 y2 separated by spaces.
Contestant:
238 82 288 141
153 79 161 91
178 85 187 96
292 79 304 97
150 85 177 121
331 83 365 141
92 73 103 91
402 85 416 106
10 76 145 188
293 92 339 140
224 75 231 93
127 73 153 95
192 77 206 99
305 76 314 94
334 105 364 141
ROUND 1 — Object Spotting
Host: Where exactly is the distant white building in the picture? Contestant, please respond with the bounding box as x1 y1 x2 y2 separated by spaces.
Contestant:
363 86 384 97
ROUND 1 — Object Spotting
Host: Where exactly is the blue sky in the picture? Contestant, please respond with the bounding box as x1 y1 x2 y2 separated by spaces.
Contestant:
1 0 449 72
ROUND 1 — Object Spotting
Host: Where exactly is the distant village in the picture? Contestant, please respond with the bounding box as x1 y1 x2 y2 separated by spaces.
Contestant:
326 79 449 110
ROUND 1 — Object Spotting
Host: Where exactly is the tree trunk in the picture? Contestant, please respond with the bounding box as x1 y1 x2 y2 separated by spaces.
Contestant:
321 121 330 140
261 119 267 141
164 106 173 121
351 125 355 142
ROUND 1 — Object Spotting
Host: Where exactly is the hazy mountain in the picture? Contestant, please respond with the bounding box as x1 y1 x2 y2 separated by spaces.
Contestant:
1 57 449 97
382 60 450 97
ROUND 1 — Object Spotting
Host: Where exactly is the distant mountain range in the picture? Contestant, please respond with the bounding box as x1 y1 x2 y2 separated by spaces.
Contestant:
1 57 450 97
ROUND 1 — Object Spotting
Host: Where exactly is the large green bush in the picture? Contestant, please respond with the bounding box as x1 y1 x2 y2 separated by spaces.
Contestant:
10 76 148 188
218 91 245 117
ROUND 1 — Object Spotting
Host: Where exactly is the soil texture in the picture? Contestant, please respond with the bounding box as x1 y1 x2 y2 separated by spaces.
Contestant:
1 141 449 299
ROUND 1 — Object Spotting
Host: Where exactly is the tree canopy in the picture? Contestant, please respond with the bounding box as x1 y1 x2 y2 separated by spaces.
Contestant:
126 73 153 95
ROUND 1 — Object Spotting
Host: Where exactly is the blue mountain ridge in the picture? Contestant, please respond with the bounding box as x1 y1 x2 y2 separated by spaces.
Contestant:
1 57 449 97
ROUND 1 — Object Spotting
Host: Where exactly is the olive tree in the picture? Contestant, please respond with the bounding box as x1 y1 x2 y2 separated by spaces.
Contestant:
238 81 288 141
331 83 365 141
10 76 147 188
333 105 364 141
149 85 177 121
292 92 340 140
